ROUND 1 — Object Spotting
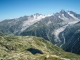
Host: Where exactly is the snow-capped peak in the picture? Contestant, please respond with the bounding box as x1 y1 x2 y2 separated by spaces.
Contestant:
60 9 65 13
67 12 78 20
21 14 53 32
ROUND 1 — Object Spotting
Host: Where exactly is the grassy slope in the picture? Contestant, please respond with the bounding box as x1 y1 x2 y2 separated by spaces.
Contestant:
0 36 79 60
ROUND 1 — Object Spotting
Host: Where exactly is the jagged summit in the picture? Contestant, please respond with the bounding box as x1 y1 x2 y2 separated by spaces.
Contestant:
60 10 76 15
67 10 77 15
60 9 66 13
34 13 42 16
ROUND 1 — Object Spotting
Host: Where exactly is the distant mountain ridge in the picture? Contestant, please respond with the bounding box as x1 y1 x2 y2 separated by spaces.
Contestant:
0 10 80 54
0 13 53 35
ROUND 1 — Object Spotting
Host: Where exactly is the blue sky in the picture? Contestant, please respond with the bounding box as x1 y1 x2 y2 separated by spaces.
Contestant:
0 0 80 21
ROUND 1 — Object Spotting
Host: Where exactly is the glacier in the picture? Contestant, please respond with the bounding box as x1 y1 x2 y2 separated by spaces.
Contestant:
53 20 80 43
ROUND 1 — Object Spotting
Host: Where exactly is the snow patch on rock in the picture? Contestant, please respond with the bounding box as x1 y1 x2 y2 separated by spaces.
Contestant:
21 14 53 32
58 15 69 21
46 21 52 26
68 12 78 20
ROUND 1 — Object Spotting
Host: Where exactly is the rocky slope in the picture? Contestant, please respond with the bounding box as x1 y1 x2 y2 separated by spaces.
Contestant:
60 22 80 54
0 36 80 60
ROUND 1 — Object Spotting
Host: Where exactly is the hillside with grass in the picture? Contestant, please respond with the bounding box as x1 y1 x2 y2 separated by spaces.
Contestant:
0 36 80 60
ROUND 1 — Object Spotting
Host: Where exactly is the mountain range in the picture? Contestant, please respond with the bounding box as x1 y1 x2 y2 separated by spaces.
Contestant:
0 10 80 55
